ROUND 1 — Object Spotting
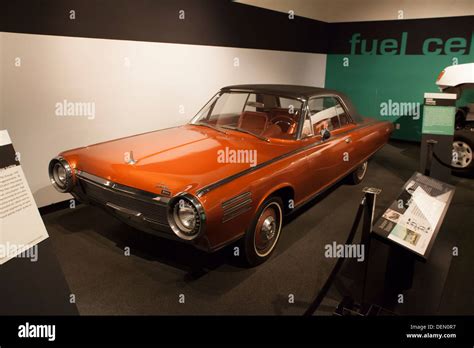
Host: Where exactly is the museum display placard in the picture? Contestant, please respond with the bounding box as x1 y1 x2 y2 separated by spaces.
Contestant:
421 105 455 135
0 130 49 265
372 172 455 259
419 93 457 182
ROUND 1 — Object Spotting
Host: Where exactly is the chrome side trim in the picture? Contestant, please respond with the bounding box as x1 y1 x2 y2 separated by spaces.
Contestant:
222 191 253 223
223 206 252 223
222 191 251 209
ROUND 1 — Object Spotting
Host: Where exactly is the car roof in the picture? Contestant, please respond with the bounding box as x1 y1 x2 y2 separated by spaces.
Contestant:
221 84 346 99
220 84 363 123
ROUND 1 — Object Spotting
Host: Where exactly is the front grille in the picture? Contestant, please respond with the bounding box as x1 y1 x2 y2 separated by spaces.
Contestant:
78 178 168 225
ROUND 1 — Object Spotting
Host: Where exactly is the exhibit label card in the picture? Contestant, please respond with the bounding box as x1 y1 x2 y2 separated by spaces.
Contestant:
421 105 455 135
373 172 455 258
0 130 49 265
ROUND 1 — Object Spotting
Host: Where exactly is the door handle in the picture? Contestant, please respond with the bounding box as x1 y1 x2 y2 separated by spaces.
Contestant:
344 137 352 143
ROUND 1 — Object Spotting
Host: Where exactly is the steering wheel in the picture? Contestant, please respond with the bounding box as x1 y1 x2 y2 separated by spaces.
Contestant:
272 116 297 134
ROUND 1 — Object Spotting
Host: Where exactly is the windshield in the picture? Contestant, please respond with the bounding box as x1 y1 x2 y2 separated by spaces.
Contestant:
191 92 304 140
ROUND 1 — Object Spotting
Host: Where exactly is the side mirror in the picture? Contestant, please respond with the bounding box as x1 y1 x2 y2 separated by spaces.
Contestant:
321 128 331 141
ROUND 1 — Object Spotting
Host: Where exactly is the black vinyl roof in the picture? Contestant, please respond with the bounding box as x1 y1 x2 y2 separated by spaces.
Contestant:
220 84 363 123
221 84 339 99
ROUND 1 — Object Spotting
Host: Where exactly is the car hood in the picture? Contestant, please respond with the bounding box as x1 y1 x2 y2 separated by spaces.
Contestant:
61 124 295 196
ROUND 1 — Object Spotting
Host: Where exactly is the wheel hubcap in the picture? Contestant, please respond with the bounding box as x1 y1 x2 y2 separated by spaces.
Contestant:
261 216 276 241
254 203 282 257
452 141 473 168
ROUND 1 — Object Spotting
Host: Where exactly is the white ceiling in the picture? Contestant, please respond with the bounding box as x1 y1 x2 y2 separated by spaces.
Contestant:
236 0 474 22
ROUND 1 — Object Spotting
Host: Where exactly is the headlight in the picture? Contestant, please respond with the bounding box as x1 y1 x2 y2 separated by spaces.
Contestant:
168 194 205 240
48 156 74 192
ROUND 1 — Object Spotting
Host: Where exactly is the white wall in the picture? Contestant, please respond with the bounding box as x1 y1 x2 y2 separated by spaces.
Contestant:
0 32 326 207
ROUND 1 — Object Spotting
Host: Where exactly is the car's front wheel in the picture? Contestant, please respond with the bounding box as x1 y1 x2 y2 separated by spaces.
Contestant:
243 196 283 266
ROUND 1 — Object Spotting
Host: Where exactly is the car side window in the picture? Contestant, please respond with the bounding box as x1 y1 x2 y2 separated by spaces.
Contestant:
336 103 351 126
307 97 351 136
308 97 339 135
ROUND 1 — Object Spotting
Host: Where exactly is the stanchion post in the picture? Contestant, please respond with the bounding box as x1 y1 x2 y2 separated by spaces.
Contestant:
425 139 438 177
361 187 382 306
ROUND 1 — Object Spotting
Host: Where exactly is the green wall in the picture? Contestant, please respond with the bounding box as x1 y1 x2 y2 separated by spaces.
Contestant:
325 54 474 141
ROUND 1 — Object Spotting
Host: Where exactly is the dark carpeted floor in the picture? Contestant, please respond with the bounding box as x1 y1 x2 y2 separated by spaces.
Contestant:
41 140 474 315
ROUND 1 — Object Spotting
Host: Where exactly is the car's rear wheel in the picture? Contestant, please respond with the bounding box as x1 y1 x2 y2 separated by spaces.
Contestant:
452 136 474 174
348 160 368 184
243 196 283 266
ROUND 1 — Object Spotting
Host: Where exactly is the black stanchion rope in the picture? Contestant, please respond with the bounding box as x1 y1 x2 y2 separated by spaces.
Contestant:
303 197 366 316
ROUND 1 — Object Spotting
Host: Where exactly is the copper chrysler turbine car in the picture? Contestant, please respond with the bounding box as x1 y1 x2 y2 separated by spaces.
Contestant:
49 85 393 266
